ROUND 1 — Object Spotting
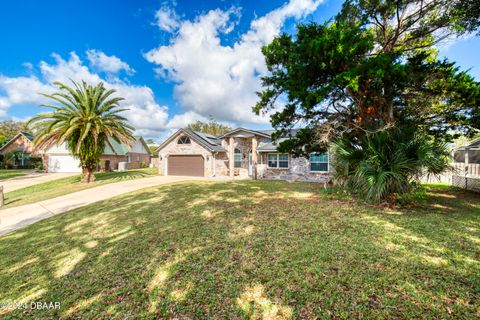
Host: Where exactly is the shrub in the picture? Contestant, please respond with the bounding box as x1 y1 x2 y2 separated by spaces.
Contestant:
140 161 148 168
30 157 44 170
332 126 451 203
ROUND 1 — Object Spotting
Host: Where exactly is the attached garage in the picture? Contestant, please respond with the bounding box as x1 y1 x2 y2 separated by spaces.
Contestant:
48 155 82 173
167 155 204 176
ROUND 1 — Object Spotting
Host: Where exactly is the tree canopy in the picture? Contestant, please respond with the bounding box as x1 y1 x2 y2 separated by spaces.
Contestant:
0 120 30 146
187 117 231 136
255 0 480 156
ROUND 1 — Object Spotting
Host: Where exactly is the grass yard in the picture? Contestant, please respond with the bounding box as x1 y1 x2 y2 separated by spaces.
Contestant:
4 168 157 208
0 169 30 181
0 181 478 319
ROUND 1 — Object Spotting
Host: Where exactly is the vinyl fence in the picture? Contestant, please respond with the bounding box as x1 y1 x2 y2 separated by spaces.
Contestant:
420 163 480 192
450 163 480 192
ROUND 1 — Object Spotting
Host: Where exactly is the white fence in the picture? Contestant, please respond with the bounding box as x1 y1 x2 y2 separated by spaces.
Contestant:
421 163 480 192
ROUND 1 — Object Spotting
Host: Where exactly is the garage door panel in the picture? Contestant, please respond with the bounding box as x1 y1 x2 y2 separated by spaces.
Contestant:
48 155 82 173
168 155 204 176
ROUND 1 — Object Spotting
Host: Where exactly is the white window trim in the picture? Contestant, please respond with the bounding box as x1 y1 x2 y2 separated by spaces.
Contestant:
267 153 289 169
309 152 329 172
177 136 191 145
234 148 242 168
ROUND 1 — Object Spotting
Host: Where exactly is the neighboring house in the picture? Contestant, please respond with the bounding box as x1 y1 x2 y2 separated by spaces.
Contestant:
156 128 331 182
454 137 480 165
44 136 151 173
0 131 39 166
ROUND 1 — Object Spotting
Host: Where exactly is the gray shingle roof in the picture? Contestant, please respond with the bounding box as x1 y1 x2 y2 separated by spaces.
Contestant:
179 129 227 152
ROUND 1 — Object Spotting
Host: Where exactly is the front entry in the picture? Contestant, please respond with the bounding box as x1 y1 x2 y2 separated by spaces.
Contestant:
167 155 204 177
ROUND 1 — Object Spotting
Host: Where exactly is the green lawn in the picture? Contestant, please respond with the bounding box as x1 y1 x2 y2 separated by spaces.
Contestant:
4 168 157 208
0 169 30 181
0 181 478 319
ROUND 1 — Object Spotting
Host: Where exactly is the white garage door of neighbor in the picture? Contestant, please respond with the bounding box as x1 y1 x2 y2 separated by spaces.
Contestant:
48 155 82 173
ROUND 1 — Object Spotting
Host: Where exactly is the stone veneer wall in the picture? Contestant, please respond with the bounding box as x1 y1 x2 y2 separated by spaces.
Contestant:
257 153 331 183
158 135 214 176
215 152 229 176
221 137 252 177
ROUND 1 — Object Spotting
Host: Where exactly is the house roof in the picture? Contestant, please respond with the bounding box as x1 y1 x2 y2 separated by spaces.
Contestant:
156 128 227 153
0 131 35 153
456 137 480 150
20 131 34 141
257 129 299 152
219 128 271 139
156 127 306 153
104 136 151 155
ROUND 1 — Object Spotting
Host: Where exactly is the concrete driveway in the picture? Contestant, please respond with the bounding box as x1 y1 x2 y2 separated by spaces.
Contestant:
1 172 78 192
0 175 209 236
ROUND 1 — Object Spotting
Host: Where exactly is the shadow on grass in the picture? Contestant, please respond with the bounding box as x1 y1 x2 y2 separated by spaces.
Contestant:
0 181 478 319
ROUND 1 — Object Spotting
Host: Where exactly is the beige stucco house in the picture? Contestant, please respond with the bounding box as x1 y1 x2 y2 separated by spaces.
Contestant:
156 128 331 182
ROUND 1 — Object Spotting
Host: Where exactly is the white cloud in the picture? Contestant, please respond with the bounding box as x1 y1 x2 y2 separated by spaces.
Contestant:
145 0 322 125
155 5 180 33
86 49 135 75
0 51 169 136
165 111 208 129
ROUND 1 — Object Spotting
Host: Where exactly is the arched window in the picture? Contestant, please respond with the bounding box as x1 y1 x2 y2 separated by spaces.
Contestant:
234 148 242 168
177 136 191 144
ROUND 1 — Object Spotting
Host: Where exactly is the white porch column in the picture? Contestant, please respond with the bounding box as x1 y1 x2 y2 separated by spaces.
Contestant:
465 147 470 176
229 136 234 178
252 136 258 180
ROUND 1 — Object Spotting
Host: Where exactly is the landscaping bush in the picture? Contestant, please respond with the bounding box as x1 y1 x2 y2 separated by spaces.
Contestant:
332 126 451 203
140 161 148 168
30 157 43 170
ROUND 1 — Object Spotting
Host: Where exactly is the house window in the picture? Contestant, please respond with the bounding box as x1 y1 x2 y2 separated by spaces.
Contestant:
267 153 289 168
178 136 191 144
310 153 329 172
234 148 242 168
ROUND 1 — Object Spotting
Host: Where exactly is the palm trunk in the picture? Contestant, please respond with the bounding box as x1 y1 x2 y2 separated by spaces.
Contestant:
82 167 96 183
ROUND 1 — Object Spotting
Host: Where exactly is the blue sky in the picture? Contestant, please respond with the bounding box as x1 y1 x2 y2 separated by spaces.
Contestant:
0 0 478 140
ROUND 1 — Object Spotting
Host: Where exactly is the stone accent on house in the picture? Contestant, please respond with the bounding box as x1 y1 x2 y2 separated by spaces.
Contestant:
214 152 229 176
158 135 214 176
157 128 333 183
258 153 331 183
221 137 253 177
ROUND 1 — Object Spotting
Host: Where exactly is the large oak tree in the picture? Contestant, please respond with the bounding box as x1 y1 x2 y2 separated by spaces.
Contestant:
254 0 480 156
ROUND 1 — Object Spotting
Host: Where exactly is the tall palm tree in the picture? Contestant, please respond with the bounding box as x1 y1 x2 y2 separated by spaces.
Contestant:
28 80 135 182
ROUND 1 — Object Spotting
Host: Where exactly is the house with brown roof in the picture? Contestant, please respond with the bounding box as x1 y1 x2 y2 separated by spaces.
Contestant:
156 128 331 182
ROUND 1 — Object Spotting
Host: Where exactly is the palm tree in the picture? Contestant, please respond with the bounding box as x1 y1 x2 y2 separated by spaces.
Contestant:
28 80 135 182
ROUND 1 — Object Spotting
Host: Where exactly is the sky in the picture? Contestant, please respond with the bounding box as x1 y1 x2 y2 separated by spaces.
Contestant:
0 0 479 142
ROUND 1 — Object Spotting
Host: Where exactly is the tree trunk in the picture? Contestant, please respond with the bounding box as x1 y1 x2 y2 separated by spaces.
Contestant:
82 167 96 183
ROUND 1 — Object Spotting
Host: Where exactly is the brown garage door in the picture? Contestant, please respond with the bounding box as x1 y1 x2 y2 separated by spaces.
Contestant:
168 155 204 176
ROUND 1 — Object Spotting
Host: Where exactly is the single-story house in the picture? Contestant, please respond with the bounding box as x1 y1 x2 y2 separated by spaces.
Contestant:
43 136 151 173
0 131 151 172
156 128 331 182
0 131 39 166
